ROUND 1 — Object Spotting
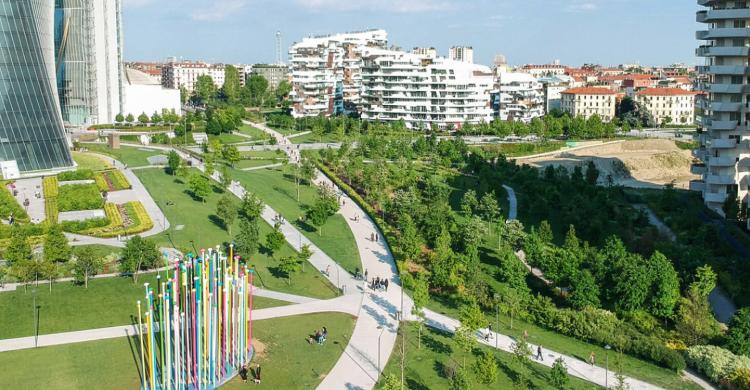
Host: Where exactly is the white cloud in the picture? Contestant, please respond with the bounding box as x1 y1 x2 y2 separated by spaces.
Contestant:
296 0 456 13
565 1 598 13
191 0 249 21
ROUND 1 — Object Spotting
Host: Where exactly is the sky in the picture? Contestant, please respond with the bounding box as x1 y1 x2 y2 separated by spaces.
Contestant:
122 0 699 67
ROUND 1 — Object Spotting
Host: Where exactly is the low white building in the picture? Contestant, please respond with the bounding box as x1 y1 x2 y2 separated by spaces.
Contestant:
538 75 576 113
361 49 493 130
493 72 545 123
123 69 181 118
635 88 696 125
161 61 226 92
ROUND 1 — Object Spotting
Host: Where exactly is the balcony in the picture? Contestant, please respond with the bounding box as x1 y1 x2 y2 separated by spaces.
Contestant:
697 46 750 57
690 180 706 192
709 156 738 167
710 102 743 112
700 83 750 94
691 164 707 175
705 192 728 204
697 65 750 75
706 174 736 185
697 8 750 23
711 138 740 148
709 120 740 131
697 28 750 40
693 148 708 159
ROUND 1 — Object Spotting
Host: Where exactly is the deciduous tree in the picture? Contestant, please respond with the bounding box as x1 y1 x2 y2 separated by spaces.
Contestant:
72 246 103 288
264 223 285 259
44 224 71 263
216 193 238 235
120 236 160 283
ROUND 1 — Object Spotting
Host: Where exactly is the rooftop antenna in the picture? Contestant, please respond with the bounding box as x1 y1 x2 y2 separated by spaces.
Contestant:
275 31 283 65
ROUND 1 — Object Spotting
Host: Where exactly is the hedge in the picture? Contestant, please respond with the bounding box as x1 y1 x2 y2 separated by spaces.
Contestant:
58 169 94 181
686 345 750 384
43 176 58 198
95 173 109 192
80 202 153 238
57 184 104 211
0 183 29 222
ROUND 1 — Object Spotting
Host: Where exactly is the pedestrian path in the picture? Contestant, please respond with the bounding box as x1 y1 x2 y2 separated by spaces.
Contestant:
240 162 282 171
502 184 518 220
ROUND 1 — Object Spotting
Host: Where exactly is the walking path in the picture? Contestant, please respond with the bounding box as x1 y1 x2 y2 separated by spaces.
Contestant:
240 162 283 171
10 177 45 223
502 184 518 220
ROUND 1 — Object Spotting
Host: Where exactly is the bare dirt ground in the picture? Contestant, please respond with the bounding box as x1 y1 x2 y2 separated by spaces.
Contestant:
516 139 700 189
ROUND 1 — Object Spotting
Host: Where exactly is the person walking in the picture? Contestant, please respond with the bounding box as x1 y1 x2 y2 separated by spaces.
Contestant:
384 278 389 292
364 269 368 282
589 351 596 366
254 364 262 384
536 345 543 361
240 364 249 383
486 323 494 340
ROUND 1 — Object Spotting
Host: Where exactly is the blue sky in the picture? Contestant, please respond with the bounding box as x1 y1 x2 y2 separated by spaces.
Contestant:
123 0 698 67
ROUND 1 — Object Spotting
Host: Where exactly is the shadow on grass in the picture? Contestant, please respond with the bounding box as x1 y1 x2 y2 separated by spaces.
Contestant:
421 332 452 355
208 214 225 230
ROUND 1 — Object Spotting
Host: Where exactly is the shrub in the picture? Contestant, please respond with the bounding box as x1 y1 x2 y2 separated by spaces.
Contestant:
43 176 58 198
0 183 29 222
94 173 109 192
686 345 750 383
727 368 750 390
60 217 110 233
45 196 59 224
58 169 95 181
79 202 152 238
57 184 103 211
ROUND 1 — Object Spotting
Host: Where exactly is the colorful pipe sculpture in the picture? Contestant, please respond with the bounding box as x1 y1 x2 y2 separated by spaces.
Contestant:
137 245 254 390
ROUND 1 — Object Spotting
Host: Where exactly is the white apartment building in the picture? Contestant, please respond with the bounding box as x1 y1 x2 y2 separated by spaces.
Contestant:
289 29 388 118
635 88 696 125
161 61 226 92
449 46 474 64
55 0 124 126
695 0 750 222
539 75 576 112
560 87 617 122
360 49 494 130
493 72 545 123
412 47 438 59
520 64 567 78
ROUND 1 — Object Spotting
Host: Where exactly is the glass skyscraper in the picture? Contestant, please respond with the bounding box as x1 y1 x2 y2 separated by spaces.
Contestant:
0 0 74 173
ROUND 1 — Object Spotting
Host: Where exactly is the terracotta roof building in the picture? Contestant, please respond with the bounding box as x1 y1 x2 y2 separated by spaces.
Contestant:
635 88 696 125
560 87 617 121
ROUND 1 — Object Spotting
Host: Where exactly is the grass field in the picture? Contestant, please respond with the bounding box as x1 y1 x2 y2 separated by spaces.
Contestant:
0 272 288 339
379 325 603 390
81 144 164 168
231 166 362 275
241 150 286 159
208 133 250 145
470 141 567 158
135 168 339 300
237 124 272 140
71 151 113 171
234 159 281 169
290 132 343 144
0 312 355 390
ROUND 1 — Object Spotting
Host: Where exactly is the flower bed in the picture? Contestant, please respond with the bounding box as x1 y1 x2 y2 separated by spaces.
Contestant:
43 176 59 223
57 184 104 211
94 170 131 192
43 176 58 198
80 201 153 238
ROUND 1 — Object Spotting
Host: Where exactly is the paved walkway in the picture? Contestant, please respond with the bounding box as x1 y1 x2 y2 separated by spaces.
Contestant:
240 162 283 171
10 177 45 223
502 184 518 220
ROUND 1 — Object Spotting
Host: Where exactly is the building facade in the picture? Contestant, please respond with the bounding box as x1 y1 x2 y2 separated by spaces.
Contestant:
448 46 474 64
695 0 750 222
54 0 124 126
289 29 388 117
560 87 617 122
360 49 494 130
492 72 545 123
123 69 181 119
539 75 576 113
635 88 696 125
250 64 289 89
520 64 567 78
161 61 225 92
0 0 74 174
412 47 437 59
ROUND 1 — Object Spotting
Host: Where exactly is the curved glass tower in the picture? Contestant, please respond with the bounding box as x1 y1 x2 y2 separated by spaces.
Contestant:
0 0 74 173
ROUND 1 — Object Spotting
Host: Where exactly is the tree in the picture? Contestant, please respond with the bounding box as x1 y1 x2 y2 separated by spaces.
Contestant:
44 224 71 263
305 187 340 236
115 113 124 123
195 75 217 105
648 251 680 318
223 145 241 167
167 151 181 175
459 299 487 333
246 74 269 106
460 189 479 216
125 113 135 124
398 215 422 262
38 258 60 292
449 366 471 390
240 192 264 221
276 80 292 102
380 373 404 390
513 336 533 365
220 165 232 190
727 309 750 357
693 265 717 298
222 65 241 103
300 158 317 185
538 220 554 243
278 255 303 285
568 270 601 309
216 193 238 235
473 350 498 384
676 284 722 346
585 160 600 185
204 154 215 177
151 111 162 124
188 173 211 202
5 226 31 265
119 236 160 283
138 112 150 125
499 286 524 330
264 223 285 259
478 192 500 230
411 273 429 349
549 357 570 389
72 246 103 288
235 218 260 257
454 326 477 368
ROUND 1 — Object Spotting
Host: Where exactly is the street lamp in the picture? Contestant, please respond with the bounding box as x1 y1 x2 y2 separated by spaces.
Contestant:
605 344 611 389
493 293 500 349
377 325 385 379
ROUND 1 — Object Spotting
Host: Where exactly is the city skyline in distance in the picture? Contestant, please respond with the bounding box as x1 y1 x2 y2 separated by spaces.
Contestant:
122 0 699 67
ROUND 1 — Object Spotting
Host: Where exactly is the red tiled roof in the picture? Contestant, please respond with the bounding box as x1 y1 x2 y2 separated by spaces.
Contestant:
561 87 618 95
635 88 697 96
599 74 654 82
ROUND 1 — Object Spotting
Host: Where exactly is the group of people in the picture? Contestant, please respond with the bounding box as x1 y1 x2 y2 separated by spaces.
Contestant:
369 276 389 292
239 363 262 384
370 232 380 242
307 326 328 345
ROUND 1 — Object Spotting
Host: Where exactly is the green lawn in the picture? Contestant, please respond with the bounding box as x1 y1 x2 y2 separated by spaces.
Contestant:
231 166 362 275
135 168 339 300
0 312 354 390
208 133 251 145
379 325 602 390
0 272 289 339
470 141 567 158
71 151 113 171
223 312 356 389
425 297 699 390
237 124 272 141
234 159 281 169
241 150 286 159
290 132 343 144
81 143 164 168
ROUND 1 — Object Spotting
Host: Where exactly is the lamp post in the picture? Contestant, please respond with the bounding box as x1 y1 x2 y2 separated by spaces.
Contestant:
494 293 500 349
605 344 611 389
377 326 385 379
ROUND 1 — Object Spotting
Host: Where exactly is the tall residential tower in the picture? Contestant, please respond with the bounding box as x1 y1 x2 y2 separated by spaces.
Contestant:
0 0 74 174
695 0 750 226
